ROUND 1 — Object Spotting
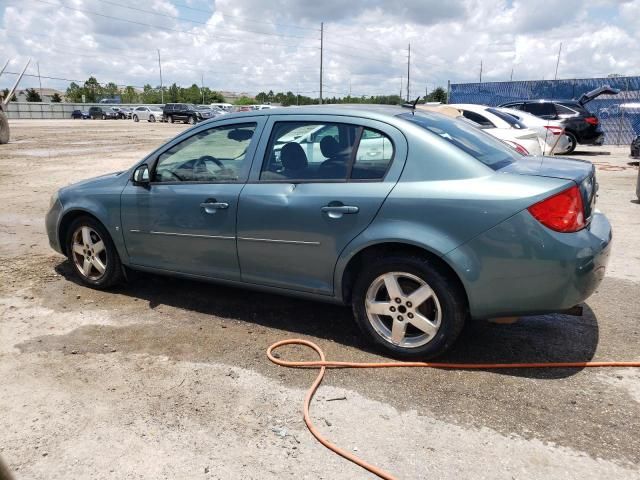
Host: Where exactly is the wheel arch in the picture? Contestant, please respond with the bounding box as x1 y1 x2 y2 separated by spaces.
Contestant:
58 209 108 257
338 241 469 309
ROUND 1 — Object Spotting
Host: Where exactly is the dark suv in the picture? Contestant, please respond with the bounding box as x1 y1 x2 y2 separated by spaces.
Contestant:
88 106 118 120
499 86 619 153
162 103 202 124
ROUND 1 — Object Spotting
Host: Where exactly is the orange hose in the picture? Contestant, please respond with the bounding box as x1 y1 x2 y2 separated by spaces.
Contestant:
267 338 640 480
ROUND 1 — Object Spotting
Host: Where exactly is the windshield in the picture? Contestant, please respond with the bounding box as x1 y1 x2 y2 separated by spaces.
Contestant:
399 111 522 170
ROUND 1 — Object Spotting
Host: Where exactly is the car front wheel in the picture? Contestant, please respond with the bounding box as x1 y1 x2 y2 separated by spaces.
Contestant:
66 216 124 289
150 115 156 123
133 115 139 122
188 116 196 125
352 255 466 359
168 115 174 123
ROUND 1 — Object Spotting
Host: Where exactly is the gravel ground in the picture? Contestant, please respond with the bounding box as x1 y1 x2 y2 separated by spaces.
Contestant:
1 119 639 479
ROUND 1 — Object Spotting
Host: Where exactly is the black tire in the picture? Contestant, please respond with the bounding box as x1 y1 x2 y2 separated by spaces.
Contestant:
565 131 577 154
133 115 139 122
65 216 124 289
101 114 106 120
150 115 156 123
168 115 174 124
188 116 195 125
352 255 466 359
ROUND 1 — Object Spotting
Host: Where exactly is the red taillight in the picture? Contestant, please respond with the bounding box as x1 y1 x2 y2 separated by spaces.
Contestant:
544 125 564 135
528 185 585 232
585 116 598 126
504 140 529 155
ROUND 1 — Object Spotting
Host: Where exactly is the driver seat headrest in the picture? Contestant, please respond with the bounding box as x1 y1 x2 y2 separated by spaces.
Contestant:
320 136 340 158
281 142 308 172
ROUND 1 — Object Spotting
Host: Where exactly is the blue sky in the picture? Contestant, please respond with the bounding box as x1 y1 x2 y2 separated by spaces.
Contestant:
1 0 638 96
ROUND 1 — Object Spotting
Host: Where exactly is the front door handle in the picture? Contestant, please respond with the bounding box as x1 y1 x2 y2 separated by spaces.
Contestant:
200 199 229 214
321 205 359 214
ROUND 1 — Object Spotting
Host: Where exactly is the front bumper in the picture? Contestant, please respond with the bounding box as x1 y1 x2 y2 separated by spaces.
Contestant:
45 197 64 254
446 209 612 319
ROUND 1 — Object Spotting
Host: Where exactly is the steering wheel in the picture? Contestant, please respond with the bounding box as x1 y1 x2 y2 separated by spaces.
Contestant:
195 155 224 170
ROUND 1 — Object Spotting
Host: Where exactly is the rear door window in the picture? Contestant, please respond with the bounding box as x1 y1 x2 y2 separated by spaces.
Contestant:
462 110 495 127
523 102 556 117
351 128 394 180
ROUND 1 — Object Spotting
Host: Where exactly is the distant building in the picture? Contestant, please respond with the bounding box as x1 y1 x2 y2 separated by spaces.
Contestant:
219 91 252 103
15 88 66 102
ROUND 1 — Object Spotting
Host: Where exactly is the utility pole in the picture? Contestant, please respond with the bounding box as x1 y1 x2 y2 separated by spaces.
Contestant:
510 68 514 81
36 62 42 98
319 22 323 105
479 59 483 83
400 77 403 99
201 72 205 103
553 42 562 81
406 43 411 102
157 49 164 104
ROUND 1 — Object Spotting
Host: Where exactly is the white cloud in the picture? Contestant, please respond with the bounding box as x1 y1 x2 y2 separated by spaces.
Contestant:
1 0 638 96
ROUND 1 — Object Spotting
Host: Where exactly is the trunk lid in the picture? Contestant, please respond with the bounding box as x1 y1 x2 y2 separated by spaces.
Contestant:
498 156 597 221
577 85 620 106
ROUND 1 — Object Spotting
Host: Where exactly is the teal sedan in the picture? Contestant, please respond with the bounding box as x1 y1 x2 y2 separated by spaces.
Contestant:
45 105 611 359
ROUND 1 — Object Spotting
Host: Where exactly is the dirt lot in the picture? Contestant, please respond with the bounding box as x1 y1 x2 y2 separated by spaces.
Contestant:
1 119 639 479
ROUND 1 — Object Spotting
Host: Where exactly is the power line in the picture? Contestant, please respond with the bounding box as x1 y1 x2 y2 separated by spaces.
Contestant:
167 0 320 32
93 0 315 41
1 70 146 89
24 0 318 51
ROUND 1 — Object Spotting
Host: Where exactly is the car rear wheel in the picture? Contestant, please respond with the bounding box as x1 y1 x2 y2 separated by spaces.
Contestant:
133 115 139 122
352 255 466 359
565 132 577 153
66 216 124 289
150 115 156 123
168 115 174 123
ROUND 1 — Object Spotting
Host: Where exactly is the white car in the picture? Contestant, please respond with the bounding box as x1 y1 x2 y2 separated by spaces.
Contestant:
210 103 233 112
132 106 164 123
496 107 571 155
449 103 543 156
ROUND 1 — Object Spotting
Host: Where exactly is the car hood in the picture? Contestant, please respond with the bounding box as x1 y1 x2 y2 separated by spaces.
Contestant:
61 171 124 191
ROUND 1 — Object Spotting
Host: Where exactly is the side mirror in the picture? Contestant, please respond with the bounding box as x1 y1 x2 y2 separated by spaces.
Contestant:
133 164 150 186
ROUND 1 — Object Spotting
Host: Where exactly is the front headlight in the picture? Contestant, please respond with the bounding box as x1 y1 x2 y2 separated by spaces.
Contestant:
49 191 59 209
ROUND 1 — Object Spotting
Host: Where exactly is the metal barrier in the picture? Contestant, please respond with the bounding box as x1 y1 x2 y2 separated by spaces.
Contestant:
4 103 162 119
450 76 640 145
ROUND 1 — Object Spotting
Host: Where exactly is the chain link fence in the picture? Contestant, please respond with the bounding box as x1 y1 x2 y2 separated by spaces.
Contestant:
450 76 640 145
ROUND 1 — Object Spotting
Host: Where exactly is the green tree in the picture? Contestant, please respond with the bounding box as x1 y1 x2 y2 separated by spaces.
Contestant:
50 92 62 103
425 87 447 103
141 84 161 104
103 82 119 99
234 96 255 105
83 76 102 102
1 88 17 102
255 91 268 103
122 86 138 104
65 82 83 102
25 88 42 102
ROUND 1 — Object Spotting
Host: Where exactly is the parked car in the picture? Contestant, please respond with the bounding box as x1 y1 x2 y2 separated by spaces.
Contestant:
496 107 572 155
88 106 119 120
117 107 133 119
45 105 610 359
632 135 640 158
499 86 619 153
449 103 543 155
163 103 202 124
210 102 234 112
195 105 219 120
71 109 90 119
132 106 163 123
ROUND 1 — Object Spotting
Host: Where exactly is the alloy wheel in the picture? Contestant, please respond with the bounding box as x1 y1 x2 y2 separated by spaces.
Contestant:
365 272 442 348
71 226 108 281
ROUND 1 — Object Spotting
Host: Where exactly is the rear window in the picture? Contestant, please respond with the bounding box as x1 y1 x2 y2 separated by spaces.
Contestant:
399 112 521 170
486 108 526 129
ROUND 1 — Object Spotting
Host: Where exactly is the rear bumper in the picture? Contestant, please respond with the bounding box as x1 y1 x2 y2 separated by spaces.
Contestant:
446 210 612 319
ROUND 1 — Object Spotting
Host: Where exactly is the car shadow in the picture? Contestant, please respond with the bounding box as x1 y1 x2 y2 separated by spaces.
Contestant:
566 150 610 156
54 260 599 379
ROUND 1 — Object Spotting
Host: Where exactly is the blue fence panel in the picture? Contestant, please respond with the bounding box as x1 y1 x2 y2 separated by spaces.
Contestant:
450 76 640 145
